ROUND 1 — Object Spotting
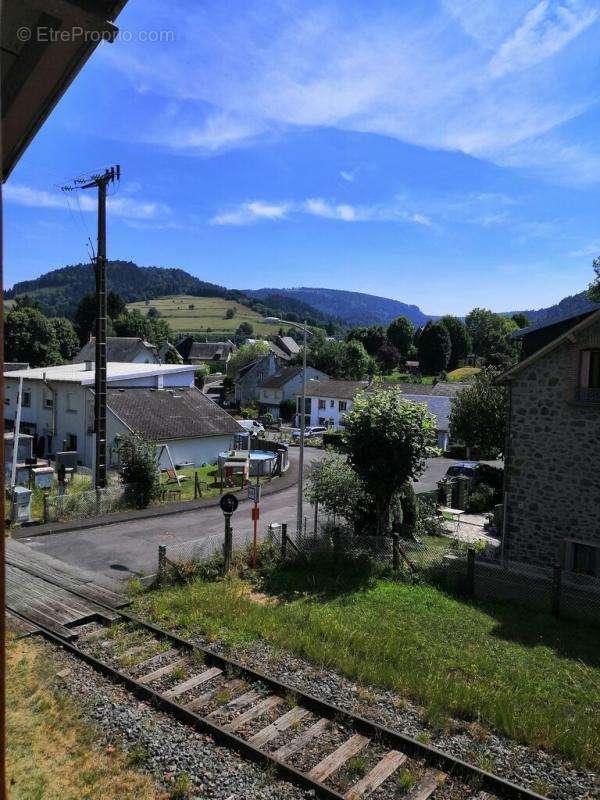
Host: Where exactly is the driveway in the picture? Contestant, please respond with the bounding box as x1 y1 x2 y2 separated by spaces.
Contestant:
20 454 501 580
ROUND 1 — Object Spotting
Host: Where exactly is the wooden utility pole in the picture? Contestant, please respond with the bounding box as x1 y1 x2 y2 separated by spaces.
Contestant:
62 166 119 488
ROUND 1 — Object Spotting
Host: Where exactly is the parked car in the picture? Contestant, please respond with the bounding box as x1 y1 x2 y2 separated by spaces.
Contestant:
239 419 265 435
444 461 503 489
291 426 328 441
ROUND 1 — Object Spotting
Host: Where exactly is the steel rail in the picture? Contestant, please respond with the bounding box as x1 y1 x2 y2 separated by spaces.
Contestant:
10 594 549 800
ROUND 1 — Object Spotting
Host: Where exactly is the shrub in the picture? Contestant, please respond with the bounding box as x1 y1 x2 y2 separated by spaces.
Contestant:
467 483 496 513
262 411 275 426
241 405 258 419
279 398 296 422
118 435 160 508
322 429 346 451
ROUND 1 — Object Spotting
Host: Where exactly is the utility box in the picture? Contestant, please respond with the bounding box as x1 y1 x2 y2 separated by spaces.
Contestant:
32 466 54 489
12 486 32 524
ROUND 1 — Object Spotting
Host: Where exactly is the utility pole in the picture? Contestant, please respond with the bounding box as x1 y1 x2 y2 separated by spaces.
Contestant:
62 166 120 488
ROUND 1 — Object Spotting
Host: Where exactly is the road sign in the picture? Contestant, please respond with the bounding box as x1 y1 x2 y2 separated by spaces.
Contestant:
251 506 260 522
248 484 261 503
220 493 239 514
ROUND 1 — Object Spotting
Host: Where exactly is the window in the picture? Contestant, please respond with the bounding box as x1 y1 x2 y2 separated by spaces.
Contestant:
44 392 53 409
66 434 78 453
330 399 334 408
318 417 326 426
4 397 9 406
22 390 31 408
67 392 77 412
318 399 326 410
566 540 599 578
578 350 600 402
338 400 347 412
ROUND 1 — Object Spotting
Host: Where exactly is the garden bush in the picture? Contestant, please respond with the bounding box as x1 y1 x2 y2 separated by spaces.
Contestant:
467 483 496 513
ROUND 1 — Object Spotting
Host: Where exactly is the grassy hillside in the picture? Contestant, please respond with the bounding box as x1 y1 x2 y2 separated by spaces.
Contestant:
127 295 283 337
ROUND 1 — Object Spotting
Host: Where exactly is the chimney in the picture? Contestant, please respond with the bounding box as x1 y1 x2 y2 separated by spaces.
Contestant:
88 330 94 343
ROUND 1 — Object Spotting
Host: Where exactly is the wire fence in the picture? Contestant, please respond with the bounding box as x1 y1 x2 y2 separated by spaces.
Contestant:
43 483 139 523
156 505 600 624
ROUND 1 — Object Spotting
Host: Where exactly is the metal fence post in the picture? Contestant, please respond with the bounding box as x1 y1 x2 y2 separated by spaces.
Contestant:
281 522 288 560
158 545 166 583
551 563 562 618
223 513 233 572
313 501 319 535
392 534 400 573
194 471 200 499
43 492 50 524
467 547 475 595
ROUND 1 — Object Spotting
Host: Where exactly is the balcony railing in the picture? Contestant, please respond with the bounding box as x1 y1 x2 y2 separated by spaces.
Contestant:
575 386 600 404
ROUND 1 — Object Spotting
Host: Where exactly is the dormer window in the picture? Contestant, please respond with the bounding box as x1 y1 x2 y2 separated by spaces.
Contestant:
577 350 600 402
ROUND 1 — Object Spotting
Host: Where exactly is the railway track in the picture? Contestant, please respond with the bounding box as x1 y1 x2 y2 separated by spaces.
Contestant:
12 599 549 800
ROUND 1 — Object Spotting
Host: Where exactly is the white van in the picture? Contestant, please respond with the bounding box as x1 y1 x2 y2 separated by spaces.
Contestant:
239 419 265 435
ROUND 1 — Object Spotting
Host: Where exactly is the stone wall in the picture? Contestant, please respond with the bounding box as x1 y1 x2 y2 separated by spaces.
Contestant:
504 321 600 568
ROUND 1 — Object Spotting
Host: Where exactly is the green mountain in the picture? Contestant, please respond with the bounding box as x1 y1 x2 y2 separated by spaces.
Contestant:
5 261 228 318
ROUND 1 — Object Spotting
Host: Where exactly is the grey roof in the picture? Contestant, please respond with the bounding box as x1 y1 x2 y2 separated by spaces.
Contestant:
4 362 29 371
107 386 242 441
382 381 467 398
268 342 291 360
259 366 303 390
404 394 451 432
74 337 157 363
512 307 599 339
303 380 369 399
277 336 301 356
188 341 235 360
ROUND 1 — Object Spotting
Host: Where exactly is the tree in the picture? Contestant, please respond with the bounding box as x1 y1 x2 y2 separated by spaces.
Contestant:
227 341 270 378
465 308 518 367
449 369 507 456
588 256 600 302
511 313 530 329
347 325 386 356
440 316 471 369
147 306 160 319
118 434 160 508
279 398 296 422
418 321 451 374
386 316 414 359
305 452 366 522
344 339 377 380
73 293 97 344
306 336 375 380
236 322 254 339
5 307 62 367
225 307 236 319
107 291 126 319
375 343 401 373
113 309 172 347
13 294 41 311
50 317 80 361
344 388 435 534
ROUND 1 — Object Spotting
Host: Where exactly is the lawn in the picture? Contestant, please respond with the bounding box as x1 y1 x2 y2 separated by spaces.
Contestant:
7 635 166 800
126 295 283 337
447 367 481 381
156 464 274 503
134 559 600 770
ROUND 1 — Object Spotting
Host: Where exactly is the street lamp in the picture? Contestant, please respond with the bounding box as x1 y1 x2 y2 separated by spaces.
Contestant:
263 317 310 536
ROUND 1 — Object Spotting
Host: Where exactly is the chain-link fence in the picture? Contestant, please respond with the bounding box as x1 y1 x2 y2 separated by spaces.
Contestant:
43 483 139 523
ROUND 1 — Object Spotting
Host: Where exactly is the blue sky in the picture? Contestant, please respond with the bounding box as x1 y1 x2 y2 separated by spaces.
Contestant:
4 0 600 315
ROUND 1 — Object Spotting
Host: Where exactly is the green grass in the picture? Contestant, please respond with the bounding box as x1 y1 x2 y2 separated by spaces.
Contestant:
380 371 436 384
126 295 283 337
447 367 481 381
134 560 600 769
156 465 273 503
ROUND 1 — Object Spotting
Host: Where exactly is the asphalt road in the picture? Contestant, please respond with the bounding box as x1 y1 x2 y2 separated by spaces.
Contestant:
21 453 493 580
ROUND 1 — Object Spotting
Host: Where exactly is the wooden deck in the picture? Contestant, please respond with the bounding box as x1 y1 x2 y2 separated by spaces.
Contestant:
5 539 129 639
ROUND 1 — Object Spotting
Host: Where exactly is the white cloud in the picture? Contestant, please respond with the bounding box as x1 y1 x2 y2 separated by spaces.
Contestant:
340 170 355 182
211 196 435 227
100 1 600 182
4 184 171 221
568 240 600 258
489 1 598 78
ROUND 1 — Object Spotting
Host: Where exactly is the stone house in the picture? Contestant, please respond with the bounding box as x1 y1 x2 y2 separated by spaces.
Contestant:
258 366 328 420
499 308 600 576
234 352 283 406
74 336 160 364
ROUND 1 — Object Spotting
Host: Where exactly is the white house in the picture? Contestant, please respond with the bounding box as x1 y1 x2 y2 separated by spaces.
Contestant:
296 380 452 449
3 362 234 468
258 366 328 419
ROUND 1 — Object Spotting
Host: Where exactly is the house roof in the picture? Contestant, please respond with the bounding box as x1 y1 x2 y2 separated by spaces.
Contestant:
2 0 128 180
107 386 243 441
4 362 196 385
303 380 369 399
404 395 451 432
73 337 157 363
512 307 599 339
499 308 600 383
378 381 467 398
259 366 303 390
277 336 301 356
4 362 29 371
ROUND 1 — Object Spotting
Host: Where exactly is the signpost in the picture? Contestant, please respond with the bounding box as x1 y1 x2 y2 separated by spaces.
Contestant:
220 493 239 572
250 475 261 569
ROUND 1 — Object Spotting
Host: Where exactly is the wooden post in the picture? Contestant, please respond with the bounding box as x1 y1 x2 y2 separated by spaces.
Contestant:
551 563 562 618
392 534 400 573
313 501 319 535
223 513 233 573
194 471 201 499
281 522 288 560
158 545 166 583
43 492 49 524
467 547 475 595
